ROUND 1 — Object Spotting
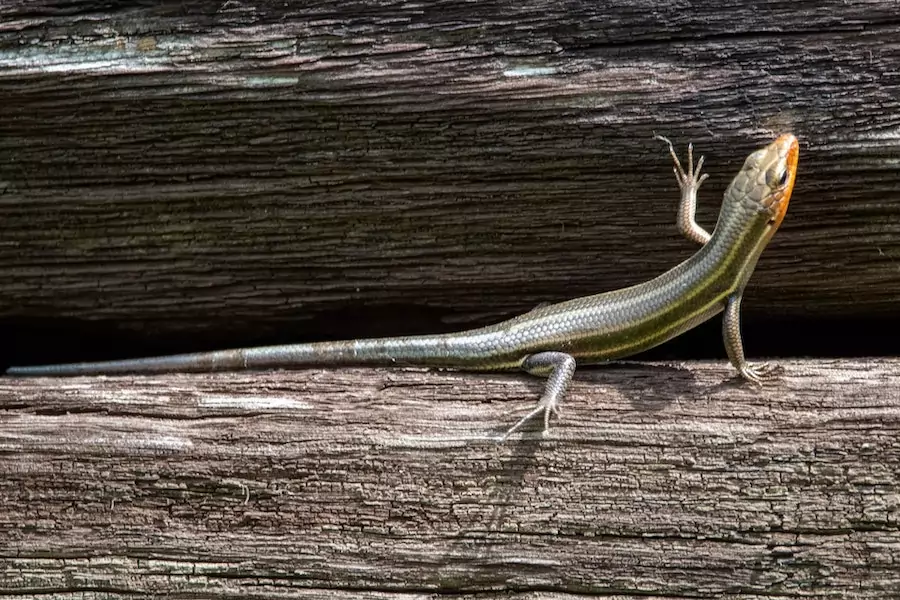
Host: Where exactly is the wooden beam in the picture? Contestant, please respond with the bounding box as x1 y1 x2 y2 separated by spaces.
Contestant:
1 2 900 350
2 359 898 597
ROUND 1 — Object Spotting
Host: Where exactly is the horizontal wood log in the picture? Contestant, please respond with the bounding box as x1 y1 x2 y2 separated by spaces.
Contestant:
2 359 899 598
2 1 900 359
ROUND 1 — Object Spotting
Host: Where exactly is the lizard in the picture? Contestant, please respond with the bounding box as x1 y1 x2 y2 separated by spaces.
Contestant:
6 133 800 439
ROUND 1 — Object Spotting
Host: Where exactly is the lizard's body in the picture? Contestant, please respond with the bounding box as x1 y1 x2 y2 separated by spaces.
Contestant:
7 134 800 437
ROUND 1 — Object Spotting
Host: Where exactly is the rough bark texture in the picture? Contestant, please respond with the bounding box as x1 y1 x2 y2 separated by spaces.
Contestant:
2 359 899 598
1 0 900 361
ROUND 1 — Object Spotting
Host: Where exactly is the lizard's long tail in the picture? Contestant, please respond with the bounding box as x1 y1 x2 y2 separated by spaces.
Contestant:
5 329 519 376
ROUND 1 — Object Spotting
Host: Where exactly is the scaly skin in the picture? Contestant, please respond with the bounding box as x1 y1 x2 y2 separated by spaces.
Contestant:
7 134 800 439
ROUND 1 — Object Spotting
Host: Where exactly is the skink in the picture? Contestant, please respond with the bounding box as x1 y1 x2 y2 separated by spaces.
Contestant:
7 134 800 438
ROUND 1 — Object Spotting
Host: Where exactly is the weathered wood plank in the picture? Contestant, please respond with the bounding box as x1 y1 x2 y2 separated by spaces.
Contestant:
2 359 899 597
1 1 900 355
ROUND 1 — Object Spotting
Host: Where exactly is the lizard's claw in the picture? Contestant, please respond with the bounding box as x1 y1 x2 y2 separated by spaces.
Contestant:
499 395 560 442
739 362 783 386
654 134 709 193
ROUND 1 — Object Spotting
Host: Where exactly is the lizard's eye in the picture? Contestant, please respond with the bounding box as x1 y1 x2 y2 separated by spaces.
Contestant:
766 167 789 188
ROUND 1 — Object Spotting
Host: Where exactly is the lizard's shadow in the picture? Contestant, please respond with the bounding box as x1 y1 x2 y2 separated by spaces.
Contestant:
578 360 699 413
482 360 703 444
483 362 700 443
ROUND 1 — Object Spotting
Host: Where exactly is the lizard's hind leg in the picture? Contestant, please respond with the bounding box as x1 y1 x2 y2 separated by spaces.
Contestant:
501 351 576 441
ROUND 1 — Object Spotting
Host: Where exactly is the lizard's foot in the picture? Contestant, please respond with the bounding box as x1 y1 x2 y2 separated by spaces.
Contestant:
739 362 783 386
500 351 574 442
500 394 560 442
654 133 709 193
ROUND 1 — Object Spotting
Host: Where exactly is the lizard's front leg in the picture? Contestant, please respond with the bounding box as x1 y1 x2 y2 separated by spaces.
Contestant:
655 134 712 246
723 292 780 383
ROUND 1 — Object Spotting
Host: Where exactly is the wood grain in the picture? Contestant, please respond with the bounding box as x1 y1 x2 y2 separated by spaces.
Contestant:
2 359 899 597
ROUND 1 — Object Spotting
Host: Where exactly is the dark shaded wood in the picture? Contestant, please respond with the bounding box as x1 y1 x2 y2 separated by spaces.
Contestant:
1 359 899 598
1 1 900 357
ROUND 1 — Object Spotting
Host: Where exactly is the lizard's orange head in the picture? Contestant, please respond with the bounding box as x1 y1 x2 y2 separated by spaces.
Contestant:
765 134 799 229
739 133 799 231
759 133 800 229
